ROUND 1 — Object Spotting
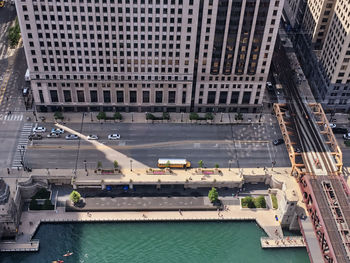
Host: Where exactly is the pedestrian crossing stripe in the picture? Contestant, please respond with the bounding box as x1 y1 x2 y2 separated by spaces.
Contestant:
0 114 23 121
12 123 33 169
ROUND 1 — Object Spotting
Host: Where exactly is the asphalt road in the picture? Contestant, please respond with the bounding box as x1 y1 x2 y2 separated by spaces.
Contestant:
0 121 22 168
25 122 291 169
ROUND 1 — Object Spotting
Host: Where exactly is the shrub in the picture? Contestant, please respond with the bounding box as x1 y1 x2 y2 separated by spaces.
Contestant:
96 112 107 120
113 112 123 120
254 196 266 208
271 194 278 209
344 140 350 147
113 160 119 168
235 113 243 120
54 111 64 120
189 112 199 120
208 187 219 203
162 112 170 120
97 161 102 169
69 190 81 204
205 112 214 120
241 196 255 208
215 163 219 169
146 113 155 120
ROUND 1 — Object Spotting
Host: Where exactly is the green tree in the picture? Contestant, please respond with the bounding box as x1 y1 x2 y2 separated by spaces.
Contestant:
113 160 119 168
113 112 123 120
162 112 170 120
235 113 243 121
69 190 81 204
208 187 219 203
165 160 171 168
146 113 155 120
254 196 266 208
97 161 102 169
54 111 64 120
96 112 107 121
8 18 21 48
189 112 199 120
198 160 204 168
215 163 219 169
205 112 214 120
241 196 255 208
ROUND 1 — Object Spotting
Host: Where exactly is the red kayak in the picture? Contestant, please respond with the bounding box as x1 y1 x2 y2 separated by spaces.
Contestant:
63 252 73 257
52 261 64 263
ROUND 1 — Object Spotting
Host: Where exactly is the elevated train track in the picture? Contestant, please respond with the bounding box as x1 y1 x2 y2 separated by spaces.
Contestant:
273 32 350 263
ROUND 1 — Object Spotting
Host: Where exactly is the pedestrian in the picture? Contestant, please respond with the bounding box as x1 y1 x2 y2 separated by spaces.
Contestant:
7 168 10 174
179 209 182 216
9 111 11 115
6 96 8 101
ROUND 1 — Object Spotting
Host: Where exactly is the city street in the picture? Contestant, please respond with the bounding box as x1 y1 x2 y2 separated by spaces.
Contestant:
25 121 291 169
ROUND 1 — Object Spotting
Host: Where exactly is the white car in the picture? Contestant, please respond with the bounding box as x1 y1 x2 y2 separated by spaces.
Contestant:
65 134 79 140
33 126 46 133
51 128 64 134
108 134 121 140
87 134 98 140
47 133 60 138
343 133 350 140
329 123 336 128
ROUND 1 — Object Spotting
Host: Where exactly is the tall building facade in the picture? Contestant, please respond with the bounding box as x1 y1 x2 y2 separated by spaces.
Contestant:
290 0 350 112
16 0 283 113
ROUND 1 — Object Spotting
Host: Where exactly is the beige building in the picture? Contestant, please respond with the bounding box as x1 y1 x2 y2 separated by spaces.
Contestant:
294 0 350 111
16 0 284 113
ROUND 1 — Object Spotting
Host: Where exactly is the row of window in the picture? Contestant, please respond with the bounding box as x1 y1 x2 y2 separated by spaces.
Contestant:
43 89 186 104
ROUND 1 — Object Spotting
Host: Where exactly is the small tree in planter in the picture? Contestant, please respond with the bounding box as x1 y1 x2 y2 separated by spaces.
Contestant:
97 161 102 170
215 163 219 169
69 190 81 205
208 187 219 203
54 111 64 121
235 113 243 121
162 112 170 120
97 112 107 121
198 160 204 168
113 160 119 169
165 160 171 168
113 112 123 121
146 113 156 120
205 112 214 120
189 112 199 121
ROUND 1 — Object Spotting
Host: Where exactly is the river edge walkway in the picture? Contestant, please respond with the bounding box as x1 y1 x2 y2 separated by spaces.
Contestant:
0 204 305 252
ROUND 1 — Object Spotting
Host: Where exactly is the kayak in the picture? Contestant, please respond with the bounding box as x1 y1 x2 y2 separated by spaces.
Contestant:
52 261 64 263
63 252 73 257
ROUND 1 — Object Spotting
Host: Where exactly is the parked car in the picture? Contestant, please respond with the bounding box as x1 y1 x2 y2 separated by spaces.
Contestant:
47 133 60 138
266 81 273 91
51 128 65 134
344 133 350 140
33 126 46 133
28 133 42 140
87 135 98 140
332 127 348 134
65 134 79 140
329 123 336 128
294 147 301 153
108 134 121 140
273 139 284 146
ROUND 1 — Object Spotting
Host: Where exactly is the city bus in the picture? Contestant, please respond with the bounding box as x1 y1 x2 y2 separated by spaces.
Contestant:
157 158 191 168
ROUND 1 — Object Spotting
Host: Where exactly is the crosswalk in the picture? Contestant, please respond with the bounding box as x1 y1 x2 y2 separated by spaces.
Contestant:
0 113 23 122
12 123 32 169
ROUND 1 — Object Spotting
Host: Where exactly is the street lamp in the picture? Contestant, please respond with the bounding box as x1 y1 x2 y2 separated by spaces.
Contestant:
130 159 133 171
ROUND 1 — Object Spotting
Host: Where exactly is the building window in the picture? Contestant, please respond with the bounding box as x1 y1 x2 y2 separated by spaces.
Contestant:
117 91 124 103
50 90 59 102
168 91 176 103
207 91 216 104
143 91 150 103
38 89 44 103
242 91 251 104
103 90 111 103
63 90 72 102
156 91 163 103
130 91 137 103
77 91 85 102
219 91 228 104
182 91 186 104
90 90 98 102
231 91 239 104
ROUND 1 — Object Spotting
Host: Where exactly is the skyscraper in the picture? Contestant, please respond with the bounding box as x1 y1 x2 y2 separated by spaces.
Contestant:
16 0 283 113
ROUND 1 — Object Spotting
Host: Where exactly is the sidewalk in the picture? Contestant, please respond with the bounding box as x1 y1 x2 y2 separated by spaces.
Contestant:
24 111 278 125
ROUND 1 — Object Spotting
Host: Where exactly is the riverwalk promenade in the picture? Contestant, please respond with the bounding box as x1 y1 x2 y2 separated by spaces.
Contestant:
0 203 305 252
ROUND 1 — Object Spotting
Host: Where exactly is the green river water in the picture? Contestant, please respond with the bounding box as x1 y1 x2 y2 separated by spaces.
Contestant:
0 221 309 263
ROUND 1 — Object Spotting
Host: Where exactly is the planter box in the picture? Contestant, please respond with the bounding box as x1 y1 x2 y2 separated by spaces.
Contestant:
95 169 121 175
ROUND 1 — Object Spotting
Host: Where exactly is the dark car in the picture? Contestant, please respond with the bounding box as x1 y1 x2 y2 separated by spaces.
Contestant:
28 133 42 140
332 127 348 134
273 139 284 146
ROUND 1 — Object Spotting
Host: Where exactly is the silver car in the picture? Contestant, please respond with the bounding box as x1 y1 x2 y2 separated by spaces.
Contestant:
65 134 79 140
